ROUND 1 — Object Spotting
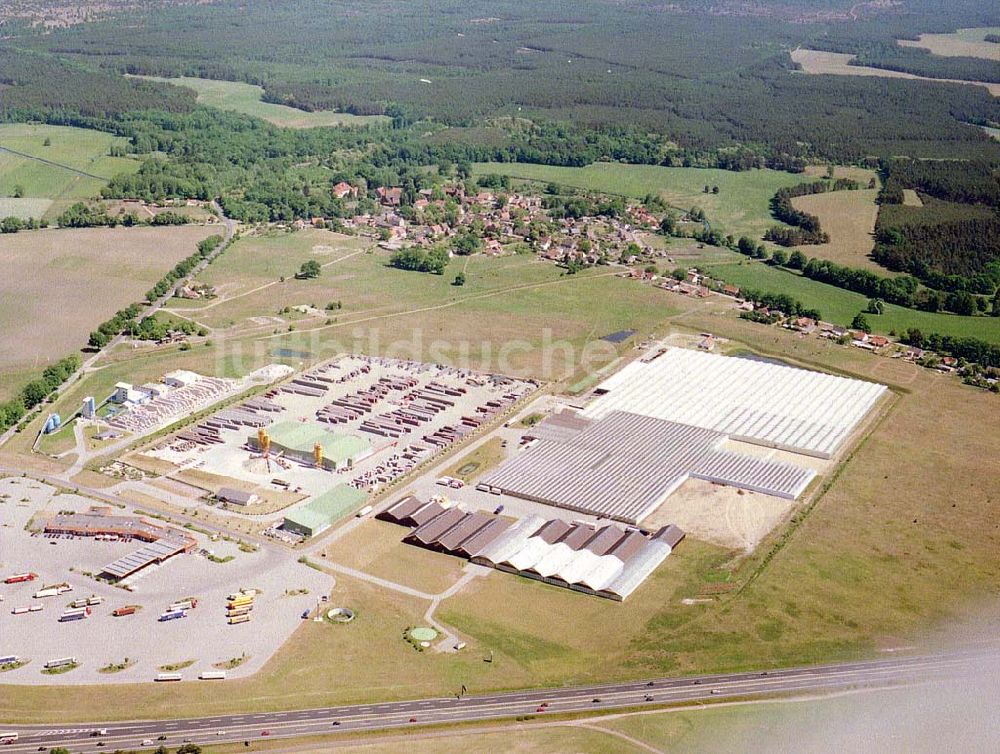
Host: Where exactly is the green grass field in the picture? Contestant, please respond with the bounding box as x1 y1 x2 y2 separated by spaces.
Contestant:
0 124 139 218
704 258 1000 342
134 76 388 128
473 162 805 239
168 227 682 378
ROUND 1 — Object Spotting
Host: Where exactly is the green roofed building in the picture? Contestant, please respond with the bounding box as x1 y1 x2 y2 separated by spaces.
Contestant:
283 484 368 537
251 420 372 471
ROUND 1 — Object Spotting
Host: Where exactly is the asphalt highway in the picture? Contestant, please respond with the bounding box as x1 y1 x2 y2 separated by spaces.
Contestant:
2 648 993 752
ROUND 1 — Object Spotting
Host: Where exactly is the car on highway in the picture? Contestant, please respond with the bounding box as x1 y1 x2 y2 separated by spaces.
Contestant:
710 689 721 695
645 695 654 702
331 721 340 726
216 731 226 736
592 698 601 703
141 741 154 747
536 706 546 713
157 735 167 741
96 742 105 748
261 730 271 736
409 718 417 723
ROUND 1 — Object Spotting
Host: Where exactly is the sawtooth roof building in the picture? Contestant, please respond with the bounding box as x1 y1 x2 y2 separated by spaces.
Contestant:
483 410 815 524
378 497 685 601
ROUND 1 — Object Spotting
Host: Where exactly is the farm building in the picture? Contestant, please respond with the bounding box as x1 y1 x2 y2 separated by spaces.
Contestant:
217 487 258 506
379 500 684 601
585 347 887 458
250 420 372 471
483 410 814 524
282 484 368 537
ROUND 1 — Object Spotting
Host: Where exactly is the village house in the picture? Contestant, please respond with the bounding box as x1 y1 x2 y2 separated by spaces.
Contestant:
376 186 403 206
332 181 358 200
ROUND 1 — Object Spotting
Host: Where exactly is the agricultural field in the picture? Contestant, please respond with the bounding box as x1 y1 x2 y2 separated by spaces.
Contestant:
0 225 216 381
473 162 804 239
790 189 881 270
133 76 388 128
0 124 139 219
898 27 1000 61
703 259 1000 343
789 49 1000 97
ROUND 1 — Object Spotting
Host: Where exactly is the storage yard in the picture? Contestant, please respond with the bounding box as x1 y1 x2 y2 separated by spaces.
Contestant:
138 355 537 537
0 478 328 685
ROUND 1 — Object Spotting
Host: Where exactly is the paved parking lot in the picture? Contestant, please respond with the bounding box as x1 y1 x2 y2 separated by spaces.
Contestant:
0 477 331 685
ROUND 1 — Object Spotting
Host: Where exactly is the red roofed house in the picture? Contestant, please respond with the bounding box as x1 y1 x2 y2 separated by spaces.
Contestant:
332 182 358 200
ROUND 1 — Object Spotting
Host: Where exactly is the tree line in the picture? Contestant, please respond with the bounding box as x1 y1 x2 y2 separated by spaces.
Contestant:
0 355 80 434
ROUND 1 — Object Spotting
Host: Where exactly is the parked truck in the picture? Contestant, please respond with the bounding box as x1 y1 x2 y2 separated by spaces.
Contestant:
3 573 37 584
34 583 71 598
44 657 76 669
70 596 103 609
199 670 226 680
59 608 90 622
226 605 252 617
167 598 197 611
158 609 187 622
112 605 138 617
227 614 251 625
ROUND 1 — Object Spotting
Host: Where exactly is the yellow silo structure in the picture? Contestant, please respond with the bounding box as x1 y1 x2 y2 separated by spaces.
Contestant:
257 428 271 457
313 442 324 468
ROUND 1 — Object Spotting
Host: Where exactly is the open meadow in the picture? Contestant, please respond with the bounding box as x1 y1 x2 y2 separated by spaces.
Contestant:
790 189 881 270
133 76 388 128
167 227 684 378
898 27 1000 61
0 124 139 218
0 225 216 382
472 162 805 239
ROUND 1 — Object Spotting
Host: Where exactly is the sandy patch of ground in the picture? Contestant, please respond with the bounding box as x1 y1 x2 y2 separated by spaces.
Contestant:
902 189 924 207
790 49 1000 97
898 30 1000 61
643 477 796 552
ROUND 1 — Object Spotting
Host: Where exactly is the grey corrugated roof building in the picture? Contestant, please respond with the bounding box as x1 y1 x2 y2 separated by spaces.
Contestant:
483 410 814 524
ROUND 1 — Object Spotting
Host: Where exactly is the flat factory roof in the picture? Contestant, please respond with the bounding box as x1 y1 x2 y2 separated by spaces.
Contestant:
267 420 371 462
585 347 887 458
284 484 368 533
